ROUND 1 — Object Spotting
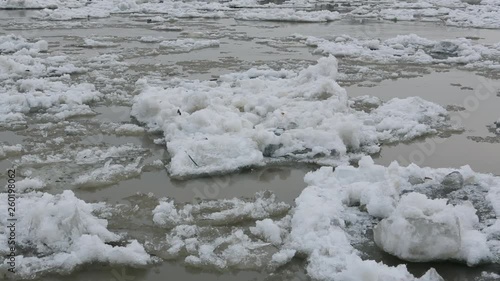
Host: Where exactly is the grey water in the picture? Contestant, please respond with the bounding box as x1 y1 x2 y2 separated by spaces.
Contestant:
1 9 500 281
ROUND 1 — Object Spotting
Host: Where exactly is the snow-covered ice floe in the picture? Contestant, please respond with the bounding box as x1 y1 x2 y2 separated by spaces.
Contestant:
131 56 456 178
0 190 152 278
29 0 226 20
148 156 500 280
0 34 102 126
0 0 59 9
300 33 500 68
235 9 341 22
349 0 500 28
494 118 500 133
33 7 111 21
287 157 499 279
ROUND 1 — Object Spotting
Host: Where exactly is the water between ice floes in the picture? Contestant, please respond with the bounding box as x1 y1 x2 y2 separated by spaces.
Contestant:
1 8 500 281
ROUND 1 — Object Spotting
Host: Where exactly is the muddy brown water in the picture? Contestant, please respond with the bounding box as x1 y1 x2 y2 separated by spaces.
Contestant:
1 9 500 281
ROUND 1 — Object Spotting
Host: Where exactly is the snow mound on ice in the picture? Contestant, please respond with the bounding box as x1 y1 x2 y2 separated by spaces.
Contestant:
131 56 453 177
235 9 341 22
0 190 151 278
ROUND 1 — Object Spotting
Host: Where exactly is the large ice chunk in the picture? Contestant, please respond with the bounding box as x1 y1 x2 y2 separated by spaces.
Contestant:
131 57 453 177
374 193 491 265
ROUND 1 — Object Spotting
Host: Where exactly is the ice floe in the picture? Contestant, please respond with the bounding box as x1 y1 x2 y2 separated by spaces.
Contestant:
288 156 499 277
300 33 500 68
349 0 500 28
151 24 183 31
114 123 146 135
0 34 48 54
138 36 165 43
0 0 59 9
5 0 500 29
0 190 152 278
0 34 104 126
83 38 119 48
153 191 290 228
446 5 500 28
33 7 111 21
0 144 22 159
147 156 500 279
4 177 46 193
150 191 290 269
131 56 455 178
74 157 143 187
360 3 500 28
235 9 341 22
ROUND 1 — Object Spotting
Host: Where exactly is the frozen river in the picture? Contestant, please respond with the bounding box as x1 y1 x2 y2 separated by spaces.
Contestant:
1 1 500 280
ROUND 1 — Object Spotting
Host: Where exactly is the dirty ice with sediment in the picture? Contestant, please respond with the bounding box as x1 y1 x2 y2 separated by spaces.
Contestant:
1 0 500 280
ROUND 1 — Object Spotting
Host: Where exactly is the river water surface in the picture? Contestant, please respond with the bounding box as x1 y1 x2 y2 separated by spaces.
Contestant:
1 7 500 281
